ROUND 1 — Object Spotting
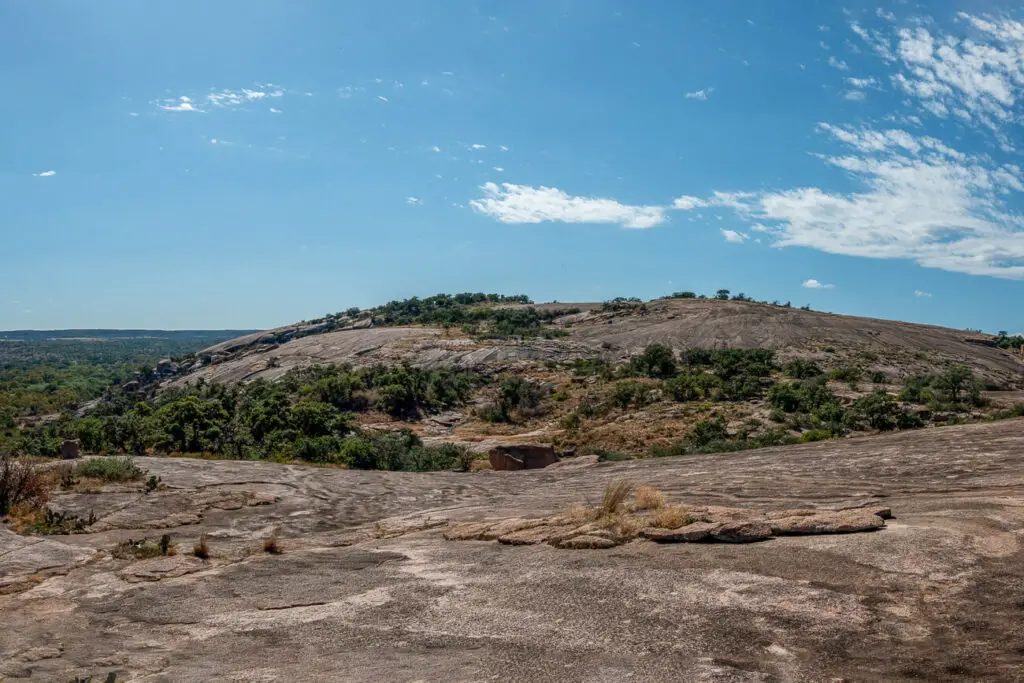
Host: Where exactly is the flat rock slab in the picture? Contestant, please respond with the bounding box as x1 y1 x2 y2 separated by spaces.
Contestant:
770 510 886 535
642 521 724 543
0 530 97 594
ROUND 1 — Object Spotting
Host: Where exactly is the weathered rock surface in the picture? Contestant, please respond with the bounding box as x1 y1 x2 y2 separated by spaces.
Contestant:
3 419 1024 681
641 521 724 543
770 510 886 535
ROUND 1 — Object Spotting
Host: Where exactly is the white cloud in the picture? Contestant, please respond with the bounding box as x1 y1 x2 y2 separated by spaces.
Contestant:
156 86 284 113
672 195 708 210
158 96 202 113
128 112 139 117
376 95 389 103
876 8 896 21
431 146 441 152
499 145 509 151
405 196 422 205
684 87 714 100
32 170 56 177
493 167 504 172
846 76 880 89
269 108 282 113
851 14 1024 137
471 182 667 229
802 279 835 289
697 123 1024 278
720 229 747 243
914 290 933 297
470 144 487 150
828 56 849 71
843 90 867 101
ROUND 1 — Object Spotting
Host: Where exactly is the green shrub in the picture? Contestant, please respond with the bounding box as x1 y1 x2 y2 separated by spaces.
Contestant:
799 429 832 443
870 371 887 384
75 456 143 482
850 391 899 431
896 411 926 429
783 359 823 379
629 344 678 379
829 365 861 382
610 381 652 409
595 450 631 462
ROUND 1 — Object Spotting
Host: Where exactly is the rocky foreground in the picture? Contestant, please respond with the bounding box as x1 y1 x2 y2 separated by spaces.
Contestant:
3 420 1024 681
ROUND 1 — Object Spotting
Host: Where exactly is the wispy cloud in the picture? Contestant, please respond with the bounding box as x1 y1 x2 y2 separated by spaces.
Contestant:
720 229 747 243
684 87 714 100
470 143 487 150
269 108 282 114
914 290 933 297
471 182 667 229
843 90 867 101
158 96 202 113
405 196 422 205
376 95 389 103
32 170 56 177
673 195 707 210
802 279 835 289
846 76 880 89
156 86 284 113
828 56 849 70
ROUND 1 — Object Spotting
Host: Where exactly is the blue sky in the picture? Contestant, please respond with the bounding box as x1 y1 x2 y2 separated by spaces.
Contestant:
3 1 1024 333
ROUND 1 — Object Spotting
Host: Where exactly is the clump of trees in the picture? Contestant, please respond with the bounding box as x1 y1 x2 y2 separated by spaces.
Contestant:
4 363 484 470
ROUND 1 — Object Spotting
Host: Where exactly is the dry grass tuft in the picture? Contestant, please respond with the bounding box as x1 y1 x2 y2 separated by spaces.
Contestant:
650 504 694 530
633 485 666 511
600 480 634 516
562 503 598 525
262 528 282 555
193 532 210 560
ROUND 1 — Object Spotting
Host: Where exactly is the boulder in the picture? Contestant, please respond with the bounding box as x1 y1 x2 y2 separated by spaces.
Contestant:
770 510 885 536
552 534 619 550
710 521 773 543
60 439 80 460
641 521 724 543
488 444 560 471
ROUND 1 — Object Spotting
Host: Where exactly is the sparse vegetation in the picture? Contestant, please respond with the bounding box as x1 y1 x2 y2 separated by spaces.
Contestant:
113 534 175 560
600 480 634 516
263 528 282 554
75 456 143 482
0 454 48 516
193 532 210 559
633 485 666 511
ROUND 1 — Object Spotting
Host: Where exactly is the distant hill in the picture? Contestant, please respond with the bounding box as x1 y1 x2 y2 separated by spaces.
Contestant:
0 330 259 342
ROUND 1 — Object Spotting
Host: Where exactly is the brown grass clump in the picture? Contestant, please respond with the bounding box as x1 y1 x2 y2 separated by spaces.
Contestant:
193 532 210 560
650 504 695 530
633 485 666 511
0 454 50 517
561 503 598 525
600 480 634 516
262 528 282 554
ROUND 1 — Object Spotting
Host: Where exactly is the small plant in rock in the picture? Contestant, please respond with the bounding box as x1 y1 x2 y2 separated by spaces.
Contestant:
193 532 210 560
599 480 634 516
145 475 161 493
633 485 666 511
113 535 175 560
650 504 696 529
263 527 282 554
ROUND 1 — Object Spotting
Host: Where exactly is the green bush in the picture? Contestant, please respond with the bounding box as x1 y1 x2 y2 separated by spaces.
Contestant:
783 359 823 379
610 381 652 409
829 365 861 382
75 456 144 482
629 344 678 379
479 376 550 423
850 391 899 431
799 429 832 443
870 371 887 384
